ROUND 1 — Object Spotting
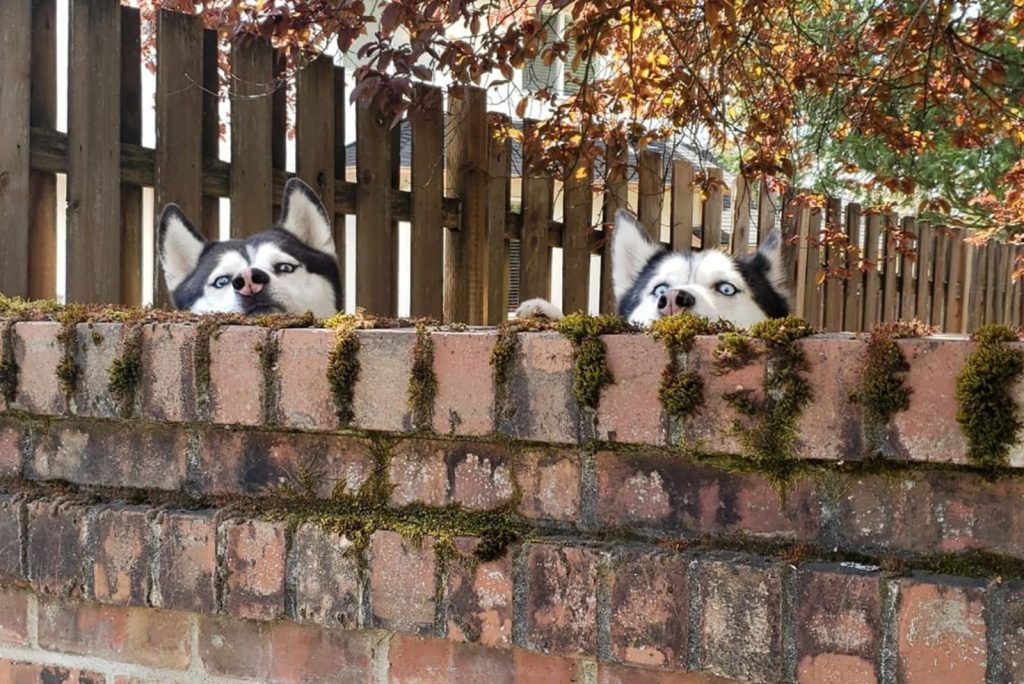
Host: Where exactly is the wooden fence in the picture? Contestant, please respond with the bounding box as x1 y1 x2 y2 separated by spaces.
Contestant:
1 2 1021 331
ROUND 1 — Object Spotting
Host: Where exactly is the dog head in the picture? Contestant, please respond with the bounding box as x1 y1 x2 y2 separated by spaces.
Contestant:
158 178 342 317
612 209 790 327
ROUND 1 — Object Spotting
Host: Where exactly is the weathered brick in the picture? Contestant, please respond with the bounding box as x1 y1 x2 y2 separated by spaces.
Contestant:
448 443 514 510
92 505 150 606
37 597 191 669
32 421 188 491
596 334 668 444
432 331 497 436
0 587 29 646
896 577 987 683
697 555 785 682
0 661 105 684
890 337 972 464
154 510 216 614
27 500 88 597
512 649 580 684
525 543 602 656
498 332 579 444
447 537 513 648
795 564 882 684
195 429 374 498
389 440 448 507
0 418 22 476
516 448 581 522
72 322 123 418
451 642 515 684
610 550 688 669
996 581 1024 683
596 450 821 540
13 322 66 415
598 663 736 684
368 530 437 634
290 523 361 629
352 329 417 432
207 325 270 425
275 328 335 429
796 335 866 460
223 519 288 620
0 495 23 581
140 323 198 422
198 615 273 678
388 635 454 683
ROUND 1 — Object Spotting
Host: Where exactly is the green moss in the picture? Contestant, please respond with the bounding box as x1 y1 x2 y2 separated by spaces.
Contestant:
955 325 1024 469
408 323 438 431
255 336 281 425
193 316 233 420
107 322 144 418
649 313 735 355
90 330 104 346
554 313 631 410
55 305 88 400
660 368 704 418
326 317 361 426
713 331 759 371
0 322 17 404
648 314 734 421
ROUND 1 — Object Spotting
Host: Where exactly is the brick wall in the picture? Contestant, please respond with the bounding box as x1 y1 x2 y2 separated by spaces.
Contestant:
0 319 1022 683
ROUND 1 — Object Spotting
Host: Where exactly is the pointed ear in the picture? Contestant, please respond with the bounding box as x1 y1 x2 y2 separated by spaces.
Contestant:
158 204 206 293
750 226 789 291
611 209 663 300
279 178 335 256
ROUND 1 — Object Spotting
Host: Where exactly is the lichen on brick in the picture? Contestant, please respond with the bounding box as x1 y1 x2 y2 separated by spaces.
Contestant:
649 314 735 420
408 322 438 431
107 321 145 418
955 324 1024 469
554 313 631 410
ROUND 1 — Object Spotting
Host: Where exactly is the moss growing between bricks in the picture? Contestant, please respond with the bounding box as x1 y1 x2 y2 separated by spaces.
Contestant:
490 318 555 427
955 325 1024 469
192 316 229 420
255 335 281 425
554 313 631 410
649 314 735 420
324 315 361 426
0 321 17 404
55 305 88 401
408 323 438 431
107 322 144 418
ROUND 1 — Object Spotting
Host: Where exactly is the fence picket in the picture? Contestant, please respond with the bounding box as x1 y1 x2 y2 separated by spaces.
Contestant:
409 85 444 319
931 226 951 330
670 159 694 253
881 213 899 323
296 55 336 229
519 120 553 306
822 197 844 332
563 164 592 315
863 213 881 329
843 203 863 332
757 178 776 245
485 116 511 324
945 228 965 333
201 29 220 238
802 206 823 328
899 218 918 321
119 6 142 305
28 0 57 300
356 95 399 317
230 36 274 235
731 176 751 255
638 149 662 241
792 203 810 319
601 140 628 313
702 168 723 250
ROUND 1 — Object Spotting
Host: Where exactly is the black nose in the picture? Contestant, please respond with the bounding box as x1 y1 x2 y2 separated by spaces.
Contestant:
675 291 695 308
232 269 270 291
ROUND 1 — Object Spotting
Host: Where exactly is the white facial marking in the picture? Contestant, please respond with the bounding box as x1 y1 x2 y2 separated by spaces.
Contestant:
280 181 336 256
159 207 206 293
612 210 662 302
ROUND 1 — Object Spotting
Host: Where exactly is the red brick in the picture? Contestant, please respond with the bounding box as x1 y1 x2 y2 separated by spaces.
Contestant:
37 597 191 669
388 635 454 683
275 328 336 429
196 429 374 497
890 338 972 464
432 331 497 436
683 336 766 453
389 440 450 507
265 620 375 684
610 550 689 669
198 615 272 678
27 500 88 597
447 537 513 648
896 577 987 683
0 587 29 646
697 556 785 681
32 421 188 491
140 323 198 422
0 418 22 476
597 334 668 444
525 543 602 656
0 662 105 684
516 449 581 522
451 641 515 684
449 443 514 510
72 322 124 418
512 649 581 684
208 325 270 425
596 450 821 540
154 510 216 614
352 329 417 431
12 322 66 415
498 332 579 444
369 530 437 634
796 335 866 460
795 564 882 684
92 505 150 606
996 581 1024 683
0 495 23 581
598 663 736 684
290 523 361 629
223 519 288 620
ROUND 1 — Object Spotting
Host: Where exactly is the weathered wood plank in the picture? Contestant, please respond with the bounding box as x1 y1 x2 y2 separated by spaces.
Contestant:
944 229 965 332
842 203 863 332
0 0 32 297
730 175 751 255
28 0 57 300
296 54 336 230
756 177 776 245
409 84 444 319
201 28 220 238
914 222 934 325
702 168 723 250
119 5 143 305
881 213 899 323
803 206 823 328
356 95 399 317
333 66 347 309
899 217 917 321
822 197 844 332
670 159 694 253
637 149 662 241
485 116 511 324
601 140 628 313
518 120 553 305
930 226 950 330
562 164 592 315
792 203 809 319
230 35 274 235
862 213 881 329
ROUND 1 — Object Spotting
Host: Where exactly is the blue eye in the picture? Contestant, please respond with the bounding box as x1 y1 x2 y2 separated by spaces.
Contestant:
275 263 297 274
212 275 231 289
652 284 669 298
715 282 738 296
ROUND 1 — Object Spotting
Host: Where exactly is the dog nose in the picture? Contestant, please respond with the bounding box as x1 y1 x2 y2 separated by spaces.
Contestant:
232 268 270 297
658 288 696 316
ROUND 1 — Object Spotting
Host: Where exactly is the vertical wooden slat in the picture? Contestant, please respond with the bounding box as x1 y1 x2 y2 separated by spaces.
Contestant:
296 55 336 231
0 0 32 297
28 0 58 300
670 159 694 253
519 120 553 305
842 203 863 332
881 213 899 323
899 218 917 321
961 232 981 333
356 96 399 317
802 207 823 328
409 84 444 319
822 197 844 332
982 243 997 326
66 0 121 304
637 149 662 241
201 28 220 238
756 178 776 245
1012 247 1023 327
562 165 592 315
730 176 751 255
792 203 810 319
485 117 511 324
600 139 627 313
119 6 142 305
155 8 203 306
333 66 346 308
930 226 950 329
780 188 800 293
270 51 288 217
862 213 882 329
702 168 723 250
229 36 274 235
944 229 965 332
997 245 1011 325
914 222 934 325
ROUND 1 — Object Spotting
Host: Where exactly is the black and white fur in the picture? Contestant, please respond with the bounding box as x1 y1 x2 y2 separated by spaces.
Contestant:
158 179 342 317
516 209 789 327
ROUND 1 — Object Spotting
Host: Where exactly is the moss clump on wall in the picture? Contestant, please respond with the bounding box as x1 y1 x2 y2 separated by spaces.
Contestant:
408 323 438 431
555 313 631 410
955 325 1024 469
255 335 281 425
55 305 88 401
649 314 735 420
0 321 17 404
713 331 759 371
107 322 144 418
324 314 361 426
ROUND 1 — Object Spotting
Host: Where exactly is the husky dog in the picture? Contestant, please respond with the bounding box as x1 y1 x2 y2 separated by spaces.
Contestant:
516 209 789 327
158 178 341 317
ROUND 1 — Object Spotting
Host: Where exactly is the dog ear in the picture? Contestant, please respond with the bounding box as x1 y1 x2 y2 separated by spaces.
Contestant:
279 178 336 256
751 226 789 292
158 204 206 294
611 209 663 301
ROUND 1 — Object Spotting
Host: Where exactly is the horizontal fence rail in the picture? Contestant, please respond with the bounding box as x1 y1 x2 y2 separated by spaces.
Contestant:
1 2 1021 330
